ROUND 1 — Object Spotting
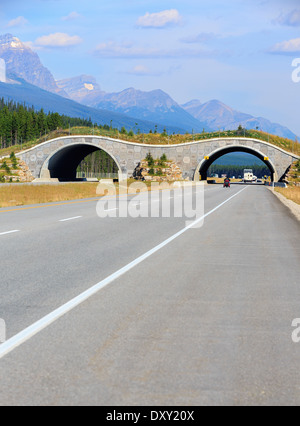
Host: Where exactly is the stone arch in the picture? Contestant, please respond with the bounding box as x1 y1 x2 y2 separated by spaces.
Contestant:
40 142 123 182
194 145 278 182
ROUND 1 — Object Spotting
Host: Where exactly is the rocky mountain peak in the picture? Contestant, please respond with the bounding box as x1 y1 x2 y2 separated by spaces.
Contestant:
0 34 23 47
0 33 66 96
56 75 102 103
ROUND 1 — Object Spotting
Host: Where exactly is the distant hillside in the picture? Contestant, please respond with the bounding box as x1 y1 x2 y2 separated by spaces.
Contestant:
213 152 265 166
182 99 298 140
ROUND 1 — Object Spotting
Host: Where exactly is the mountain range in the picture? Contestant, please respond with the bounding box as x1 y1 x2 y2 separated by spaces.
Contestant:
0 33 298 140
57 75 297 140
57 76 209 133
181 99 297 140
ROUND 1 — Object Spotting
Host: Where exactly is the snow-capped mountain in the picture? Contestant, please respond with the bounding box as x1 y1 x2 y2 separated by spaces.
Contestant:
56 75 101 103
0 34 66 96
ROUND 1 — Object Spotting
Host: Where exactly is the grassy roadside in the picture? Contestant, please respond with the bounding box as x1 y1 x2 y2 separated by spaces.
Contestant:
0 183 101 208
0 179 182 208
275 187 300 205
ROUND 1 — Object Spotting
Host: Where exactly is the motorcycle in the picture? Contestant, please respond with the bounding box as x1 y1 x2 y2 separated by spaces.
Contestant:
223 180 230 188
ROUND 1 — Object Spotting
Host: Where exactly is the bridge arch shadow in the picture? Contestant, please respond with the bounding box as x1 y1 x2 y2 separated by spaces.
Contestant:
40 143 122 182
195 145 277 181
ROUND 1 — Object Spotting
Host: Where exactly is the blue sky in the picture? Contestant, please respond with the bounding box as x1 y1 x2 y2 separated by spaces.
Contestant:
0 0 300 135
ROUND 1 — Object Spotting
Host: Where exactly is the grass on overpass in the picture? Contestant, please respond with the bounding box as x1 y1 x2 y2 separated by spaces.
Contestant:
0 127 299 158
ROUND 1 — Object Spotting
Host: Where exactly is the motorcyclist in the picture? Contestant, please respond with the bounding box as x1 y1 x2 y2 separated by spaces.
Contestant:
224 176 231 187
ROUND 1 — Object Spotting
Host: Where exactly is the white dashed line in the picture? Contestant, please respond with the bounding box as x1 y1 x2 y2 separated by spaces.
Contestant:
59 216 82 222
0 230 20 236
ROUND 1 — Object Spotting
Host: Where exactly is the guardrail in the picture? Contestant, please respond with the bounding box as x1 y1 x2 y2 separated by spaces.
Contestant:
76 172 119 180
264 182 287 188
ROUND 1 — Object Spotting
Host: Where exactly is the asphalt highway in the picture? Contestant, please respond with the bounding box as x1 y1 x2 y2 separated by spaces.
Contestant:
0 184 299 406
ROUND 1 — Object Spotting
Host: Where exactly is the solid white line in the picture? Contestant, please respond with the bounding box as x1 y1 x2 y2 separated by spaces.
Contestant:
59 216 82 222
0 186 247 360
0 230 20 236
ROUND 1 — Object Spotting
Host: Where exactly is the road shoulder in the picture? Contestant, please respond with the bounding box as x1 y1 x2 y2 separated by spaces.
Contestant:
269 187 300 221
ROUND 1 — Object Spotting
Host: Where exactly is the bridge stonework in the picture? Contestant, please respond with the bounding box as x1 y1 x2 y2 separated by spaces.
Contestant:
17 136 299 182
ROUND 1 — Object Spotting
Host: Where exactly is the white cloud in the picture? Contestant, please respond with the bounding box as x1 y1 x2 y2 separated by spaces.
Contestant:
35 33 82 48
122 65 162 76
94 41 215 59
95 41 164 57
7 16 28 28
137 9 182 28
126 65 150 75
62 12 81 21
270 37 300 54
275 9 300 26
23 41 40 51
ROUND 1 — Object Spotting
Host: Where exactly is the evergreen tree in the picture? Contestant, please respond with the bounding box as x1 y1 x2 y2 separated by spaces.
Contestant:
0 100 105 149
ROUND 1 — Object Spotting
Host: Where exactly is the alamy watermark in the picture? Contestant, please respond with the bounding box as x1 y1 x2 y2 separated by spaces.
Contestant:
0 318 6 343
292 318 300 343
292 58 300 83
96 181 205 228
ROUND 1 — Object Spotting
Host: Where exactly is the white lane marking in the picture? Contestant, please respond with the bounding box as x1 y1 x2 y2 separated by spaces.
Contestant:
0 186 247 360
0 230 20 236
59 216 82 222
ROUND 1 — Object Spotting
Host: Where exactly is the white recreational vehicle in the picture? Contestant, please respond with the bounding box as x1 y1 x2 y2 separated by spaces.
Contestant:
243 169 257 183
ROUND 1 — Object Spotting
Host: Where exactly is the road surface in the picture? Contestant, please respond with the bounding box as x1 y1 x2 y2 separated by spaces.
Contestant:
0 184 299 406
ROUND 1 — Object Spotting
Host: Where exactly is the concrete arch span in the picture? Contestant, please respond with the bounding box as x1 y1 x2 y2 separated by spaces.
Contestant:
40 142 123 182
196 145 279 182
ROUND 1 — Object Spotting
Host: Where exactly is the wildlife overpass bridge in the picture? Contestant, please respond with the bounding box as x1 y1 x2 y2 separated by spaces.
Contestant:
17 135 299 182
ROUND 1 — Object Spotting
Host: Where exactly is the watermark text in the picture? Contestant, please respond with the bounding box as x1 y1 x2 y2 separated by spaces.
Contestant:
292 58 300 83
292 318 300 343
0 318 6 343
96 181 205 228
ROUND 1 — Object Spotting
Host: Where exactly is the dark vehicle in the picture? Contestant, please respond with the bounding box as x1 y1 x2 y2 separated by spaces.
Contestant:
223 178 231 188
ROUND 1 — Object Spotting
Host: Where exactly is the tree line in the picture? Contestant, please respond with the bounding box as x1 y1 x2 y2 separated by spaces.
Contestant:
77 150 118 176
208 164 270 178
0 98 96 149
